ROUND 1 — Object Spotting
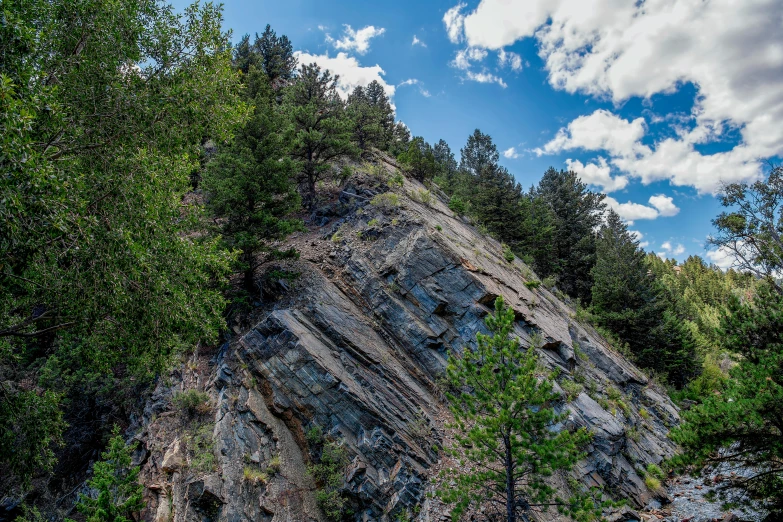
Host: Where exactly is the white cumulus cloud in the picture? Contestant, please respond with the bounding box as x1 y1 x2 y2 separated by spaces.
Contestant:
443 3 466 44
565 158 628 193
503 147 520 159
498 49 523 71
327 25 385 55
412 35 426 47
448 0 783 194
465 70 507 88
451 47 488 70
648 194 680 217
294 51 395 104
397 78 431 97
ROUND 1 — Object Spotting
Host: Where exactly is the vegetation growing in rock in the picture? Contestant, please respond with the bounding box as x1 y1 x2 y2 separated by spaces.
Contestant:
439 296 600 522
70 426 144 522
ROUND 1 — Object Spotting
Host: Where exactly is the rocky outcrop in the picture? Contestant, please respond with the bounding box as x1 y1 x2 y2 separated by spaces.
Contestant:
132 163 680 522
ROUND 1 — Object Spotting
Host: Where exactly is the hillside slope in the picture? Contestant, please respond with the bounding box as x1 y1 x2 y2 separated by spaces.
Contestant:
132 160 679 522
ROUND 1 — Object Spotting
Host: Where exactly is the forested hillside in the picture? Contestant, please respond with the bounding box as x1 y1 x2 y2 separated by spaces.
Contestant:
1 1 781 521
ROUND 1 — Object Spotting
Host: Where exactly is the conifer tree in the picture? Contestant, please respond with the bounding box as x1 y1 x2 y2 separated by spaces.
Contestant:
535 168 606 302
71 426 144 522
202 65 301 293
459 129 499 176
234 26 297 81
398 136 438 182
284 63 355 208
346 86 384 152
439 297 596 522
592 211 699 386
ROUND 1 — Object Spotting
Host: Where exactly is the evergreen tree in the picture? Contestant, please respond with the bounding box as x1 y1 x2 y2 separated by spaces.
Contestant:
71 426 144 522
470 164 525 241
672 283 783 515
439 297 597 522
0 0 243 486
515 194 558 276
398 136 438 182
433 139 460 189
535 168 606 302
364 80 395 147
388 121 412 156
346 86 384 152
234 26 296 81
202 66 301 293
591 211 699 386
459 128 499 176
284 63 355 208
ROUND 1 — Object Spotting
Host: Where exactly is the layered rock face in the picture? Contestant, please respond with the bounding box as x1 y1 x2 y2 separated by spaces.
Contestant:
133 167 679 522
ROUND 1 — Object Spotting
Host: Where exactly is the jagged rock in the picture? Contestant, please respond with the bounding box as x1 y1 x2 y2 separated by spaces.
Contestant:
134 170 681 521
161 438 184 472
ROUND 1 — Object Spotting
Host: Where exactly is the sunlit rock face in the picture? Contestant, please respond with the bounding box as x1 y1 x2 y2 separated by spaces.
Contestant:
134 167 678 522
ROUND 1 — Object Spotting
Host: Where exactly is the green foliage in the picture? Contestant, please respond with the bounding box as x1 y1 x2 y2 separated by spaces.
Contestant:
202 60 302 293
233 25 297 81
370 192 400 210
524 280 541 290
187 424 216 474
398 136 438 182
591 211 699 387
709 166 783 286
346 81 394 152
671 283 783 514
435 224 443 232
243 466 268 485
448 195 468 216
502 244 515 263
439 297 597 522
389 171 405 187
560 380 584 402
284 63 356 208
534 168 606 303
71 426 144 522
409 188 433 206
308 438 350 521
172 390 211 416
646 463 665 480
0 0 243 487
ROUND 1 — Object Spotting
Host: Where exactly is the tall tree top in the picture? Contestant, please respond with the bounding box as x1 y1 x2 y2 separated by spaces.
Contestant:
460 129 499 176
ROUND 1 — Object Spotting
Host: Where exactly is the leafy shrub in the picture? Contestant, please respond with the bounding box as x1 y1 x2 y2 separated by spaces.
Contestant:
448 196 467 215
639 408 651 420
524 280 541 290
435 224 442 231
646 463 665 480
409 189 433 206
542 275 557 289
502 244 515 263
367 218 379 227
309 441 350 521
389 172 404 187
561 380 584 401
644 475 661 491
173 390 211 416
189 424 216 473
370 192 400 210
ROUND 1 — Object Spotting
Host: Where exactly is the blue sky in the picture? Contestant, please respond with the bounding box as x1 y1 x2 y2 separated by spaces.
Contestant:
174 0 783 267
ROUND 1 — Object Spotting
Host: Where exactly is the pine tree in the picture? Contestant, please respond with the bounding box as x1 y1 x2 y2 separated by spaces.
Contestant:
591 211 699 387
672 283 783 514
346 86 384 152
398 136 437 182
284 63 355 208
202 65 301 293
71 426 144 522
515 193 558 276
364 80 395 147
535 168 606 302
459 129 499 176
439 297 596 522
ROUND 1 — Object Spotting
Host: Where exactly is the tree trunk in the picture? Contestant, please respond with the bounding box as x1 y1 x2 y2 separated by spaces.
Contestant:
505 434 516 522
